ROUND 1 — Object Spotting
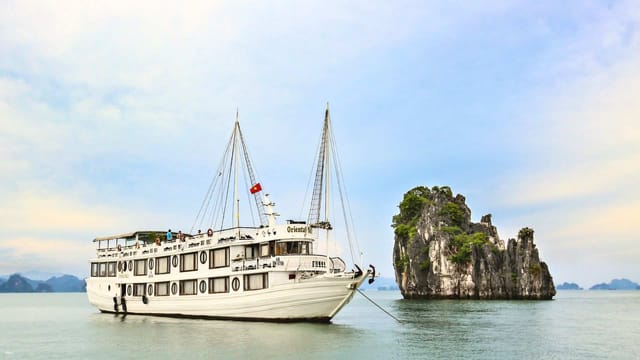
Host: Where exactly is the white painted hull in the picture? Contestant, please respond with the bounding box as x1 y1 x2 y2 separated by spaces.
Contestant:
87 273 366 322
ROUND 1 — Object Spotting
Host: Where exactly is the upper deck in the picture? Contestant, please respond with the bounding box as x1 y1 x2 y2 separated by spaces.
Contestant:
92 222 318 259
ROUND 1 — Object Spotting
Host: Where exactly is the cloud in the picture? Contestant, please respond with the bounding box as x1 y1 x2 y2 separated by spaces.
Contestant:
498 5 640 208
0 236 94 276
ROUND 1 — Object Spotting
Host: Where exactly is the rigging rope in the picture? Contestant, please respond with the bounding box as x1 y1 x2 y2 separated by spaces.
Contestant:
356 289 403 324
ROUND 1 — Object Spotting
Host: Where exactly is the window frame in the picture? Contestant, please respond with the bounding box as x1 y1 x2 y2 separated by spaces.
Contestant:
107 262 117 277
180 252 198 272
155 281 170 297
208 276 229 294
155 256 170 275
98 262 107 277
243 273 268 291
134 259 147 276
133 283 146 296
179 279 197 295
209 247 230 269
91 263 98 277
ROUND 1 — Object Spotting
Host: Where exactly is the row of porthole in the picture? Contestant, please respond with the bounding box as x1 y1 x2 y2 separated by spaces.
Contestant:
117 251 210 273
125 277 241 296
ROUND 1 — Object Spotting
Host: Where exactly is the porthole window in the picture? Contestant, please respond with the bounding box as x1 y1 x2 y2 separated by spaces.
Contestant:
231 277 240 292
118 261 123 272
127 284 132 296
123 261 127 271
171 282 178 295
199 251 207 264
149 258 154 270
172 255 178 268
148 284 153 296
128 260 133 272
199 280 206 293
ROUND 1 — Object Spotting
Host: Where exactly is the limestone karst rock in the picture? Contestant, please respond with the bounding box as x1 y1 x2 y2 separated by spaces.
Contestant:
392 186 555 299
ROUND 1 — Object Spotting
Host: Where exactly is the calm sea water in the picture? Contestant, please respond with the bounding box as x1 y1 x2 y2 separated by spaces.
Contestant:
0 291 638 359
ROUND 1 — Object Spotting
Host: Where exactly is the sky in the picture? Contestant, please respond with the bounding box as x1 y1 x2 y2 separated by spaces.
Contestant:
1 1 639 287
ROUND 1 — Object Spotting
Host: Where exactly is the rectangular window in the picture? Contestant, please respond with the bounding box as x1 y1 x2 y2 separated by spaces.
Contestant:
99 263 107 277
155 282 170 296
107 262 117 277
245 245 257 259
180 253 197 272
301 242 309 255
208 277 228 294
134 259 147 276
210 248 229 268
133 283 146 296
244 273 268 291
155 256 170 275
91 263 98 277
260 243 270 257
179 279 197 295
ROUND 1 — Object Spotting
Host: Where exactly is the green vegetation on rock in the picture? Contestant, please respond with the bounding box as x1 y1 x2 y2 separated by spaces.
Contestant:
449 232 489 265
438 226 463 235
396 254 410 270
438 202 465 227
392 186 431 240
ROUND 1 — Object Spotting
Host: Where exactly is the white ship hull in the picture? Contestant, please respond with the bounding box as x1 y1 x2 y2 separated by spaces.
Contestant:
87 272 366 322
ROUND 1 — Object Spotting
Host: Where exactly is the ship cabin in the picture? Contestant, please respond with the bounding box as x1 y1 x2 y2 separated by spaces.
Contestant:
88 221 345 299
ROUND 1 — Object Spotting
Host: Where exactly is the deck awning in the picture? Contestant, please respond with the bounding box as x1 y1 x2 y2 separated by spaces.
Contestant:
93 232 138 242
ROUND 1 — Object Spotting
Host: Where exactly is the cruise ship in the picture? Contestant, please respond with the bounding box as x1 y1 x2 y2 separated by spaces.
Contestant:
86 105 374 322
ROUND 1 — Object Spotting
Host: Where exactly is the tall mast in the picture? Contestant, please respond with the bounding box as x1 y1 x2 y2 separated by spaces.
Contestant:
308 104 332 230
237 123 268 226
324 103 331 259
234 110 240 229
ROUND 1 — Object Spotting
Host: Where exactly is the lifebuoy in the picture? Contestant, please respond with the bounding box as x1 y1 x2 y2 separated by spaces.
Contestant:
207 228 213 237
199 280 206 293
231 277 240 291
199 251 207 264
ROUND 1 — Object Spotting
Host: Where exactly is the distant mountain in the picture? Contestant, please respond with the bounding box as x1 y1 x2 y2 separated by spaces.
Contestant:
0 273 85 293
0 274 34 292
45 275 86 292
360 276 399 291
590 278 639 290
556 282 583 290
35 283 54 292
18 270 65 281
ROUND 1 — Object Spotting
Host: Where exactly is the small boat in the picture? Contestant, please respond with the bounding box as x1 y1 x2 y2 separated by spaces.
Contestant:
86 105 374 322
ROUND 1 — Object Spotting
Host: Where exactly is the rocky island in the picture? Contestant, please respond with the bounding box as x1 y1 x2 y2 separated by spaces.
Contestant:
392 186 555 299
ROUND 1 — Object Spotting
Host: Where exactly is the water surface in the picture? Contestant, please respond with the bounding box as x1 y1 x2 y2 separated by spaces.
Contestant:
0 291 638 359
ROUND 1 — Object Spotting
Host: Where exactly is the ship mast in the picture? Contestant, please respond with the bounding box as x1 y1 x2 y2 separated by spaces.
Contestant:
234 110 240 230
308 103 333 231
191 111 270 233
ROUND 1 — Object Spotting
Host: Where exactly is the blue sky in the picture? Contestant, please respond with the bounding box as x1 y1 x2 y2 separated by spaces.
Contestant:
1 1 639 287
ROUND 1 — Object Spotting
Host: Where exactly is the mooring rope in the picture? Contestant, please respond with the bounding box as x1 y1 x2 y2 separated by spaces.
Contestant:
356 289 403 324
